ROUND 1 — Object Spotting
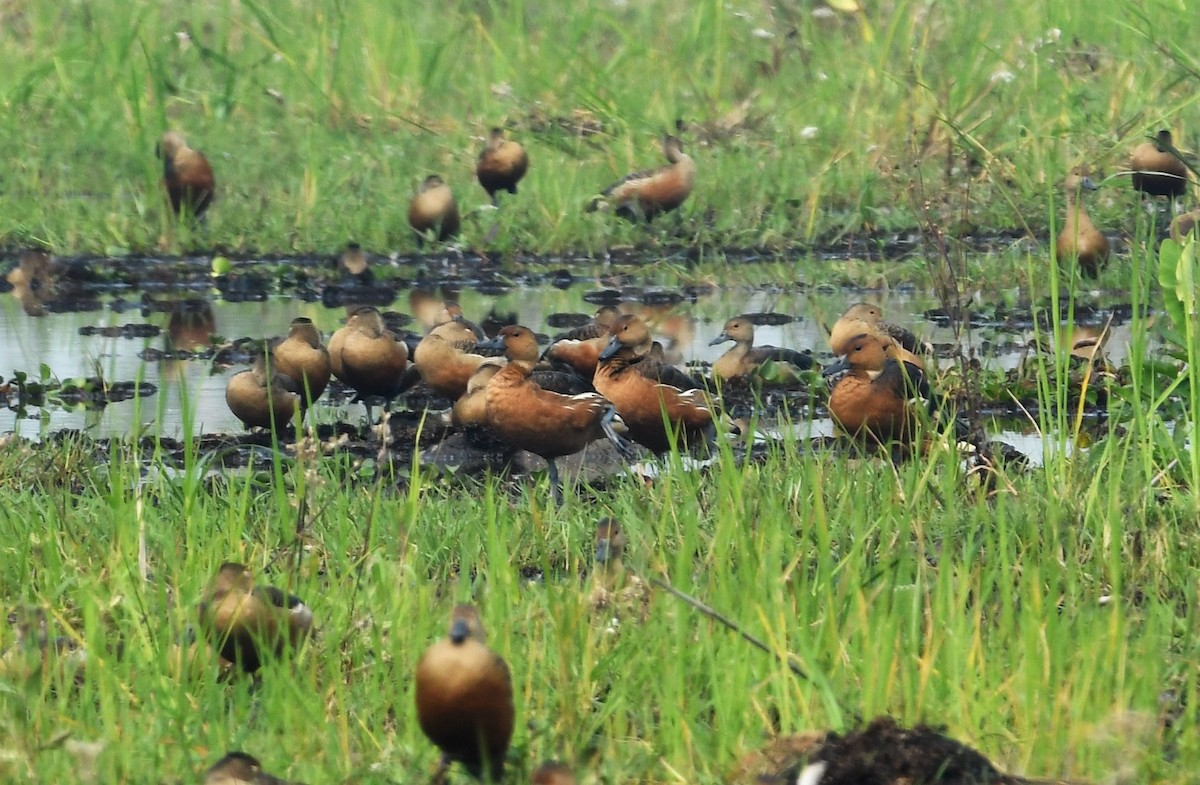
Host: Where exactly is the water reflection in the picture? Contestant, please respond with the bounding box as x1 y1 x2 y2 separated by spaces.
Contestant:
0 278 1138 446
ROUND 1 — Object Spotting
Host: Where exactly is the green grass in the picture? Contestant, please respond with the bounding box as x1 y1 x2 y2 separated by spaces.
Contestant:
0 0 1198 263
3 1 1200 783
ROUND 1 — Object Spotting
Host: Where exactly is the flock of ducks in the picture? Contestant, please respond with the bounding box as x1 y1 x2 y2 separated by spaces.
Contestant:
158 126 696 240
224 294 947 501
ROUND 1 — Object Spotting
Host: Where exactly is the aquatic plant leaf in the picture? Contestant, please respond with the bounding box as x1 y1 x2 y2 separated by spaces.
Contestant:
1158 237 1189 338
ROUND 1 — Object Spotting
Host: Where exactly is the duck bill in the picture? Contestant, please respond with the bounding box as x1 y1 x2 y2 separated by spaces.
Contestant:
475 335 506 353
708 332 730 347
821 356 852 378
598 335 622 361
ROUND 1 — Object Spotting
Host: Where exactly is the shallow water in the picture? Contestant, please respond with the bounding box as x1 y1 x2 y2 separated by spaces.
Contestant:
0 259 1138 461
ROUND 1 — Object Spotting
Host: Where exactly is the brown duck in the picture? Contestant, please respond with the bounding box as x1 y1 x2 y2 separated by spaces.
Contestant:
272 317 331 410
409 175 461 242
1131 129 1189 198
828 303 925 369
709 316 814 381
476 127 529 203
158 131 216 219
204 752 305 785
225 353 299 431
480 325 636 504
328 306 409 412
1056 168 1109 278
589 134 695 221
415 604 514 782
413 319 493 401
197 563 313 674
823 332 927 446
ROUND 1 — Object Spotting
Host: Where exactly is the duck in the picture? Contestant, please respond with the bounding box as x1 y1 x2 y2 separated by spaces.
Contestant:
822 332 929 446
157 131 216 219
225 353 300 432
409 175 461 242
338 241 371 279
452 360 506 427
828 303 926 367
594 516 627 567
595 314 716 454
5 248 58 317
543 306 622 380
709 316 814 381
588 134 695 222
1056 167 1109 278
196 563 313 674
1169 208 1200 242
531 762 578 785
480 325 637 504
415 604 514 783
204 751 303 785
476 128 529 203
272 317 331 410
328 306 409 415
413 319 494 401
1131 129 1189 198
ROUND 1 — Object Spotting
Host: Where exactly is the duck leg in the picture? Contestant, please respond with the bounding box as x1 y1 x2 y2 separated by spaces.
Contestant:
546 458 564 506
601 406 640 462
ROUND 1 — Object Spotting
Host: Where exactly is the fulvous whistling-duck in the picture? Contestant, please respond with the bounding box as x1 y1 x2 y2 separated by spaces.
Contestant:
1171 209 1200 242
480 325 636 503
451 359 505 427
1056 168 1109 278
543 306 622 379
339 241 370 278
595 314 715 454
204 752 301 785
197 563 313 674
158 131 216 219
532 762 578 785
409 175 461 242
328 306 409 415
416 604 514 782
822 332 928 446
1131 129 1189 198
272 317 331 410
828 303 926 367
709 316 814 381
476 128 529 203
225 353 299 432
413 319 494 401
589 134 695 222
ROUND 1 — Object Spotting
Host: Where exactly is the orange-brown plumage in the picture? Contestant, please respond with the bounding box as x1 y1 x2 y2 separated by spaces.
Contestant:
482 325 635 501
197 563 313 674
595 314 715 454
158 131 216 218
328 306 408 402
225 354 299 431
1131 129 1188 197
415 604 514 782
409 175 461 242
829 303 925 367
272 317 331 410
476 128 529 202
1056 168 1109 278
544 306 622 379
413 319 493 401
709 316 814 380
823 333 921 445
591 134 695 221
531 762 578 785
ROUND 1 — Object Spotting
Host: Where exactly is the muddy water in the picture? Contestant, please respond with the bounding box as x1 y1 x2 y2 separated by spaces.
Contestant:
0 270 1137 463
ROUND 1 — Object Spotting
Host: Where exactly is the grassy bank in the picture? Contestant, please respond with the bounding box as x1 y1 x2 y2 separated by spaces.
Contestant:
0 0 1196 260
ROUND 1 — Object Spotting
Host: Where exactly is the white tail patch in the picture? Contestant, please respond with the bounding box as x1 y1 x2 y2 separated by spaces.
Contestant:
796 761 826 785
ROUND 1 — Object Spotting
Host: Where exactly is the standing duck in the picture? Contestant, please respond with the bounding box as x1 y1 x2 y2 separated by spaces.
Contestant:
197 563 313 674
476 128 529 203
709 316 814 381
416 604 514 783
225 353 299 432
409 175 461 242
595 314 715 454
328 306 409 417
1131 129 1189 198
1056 167 1109 278
589 134 695 222
822 332 930 446
480 325 636 504
157 131 216 219
272 317 331 411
